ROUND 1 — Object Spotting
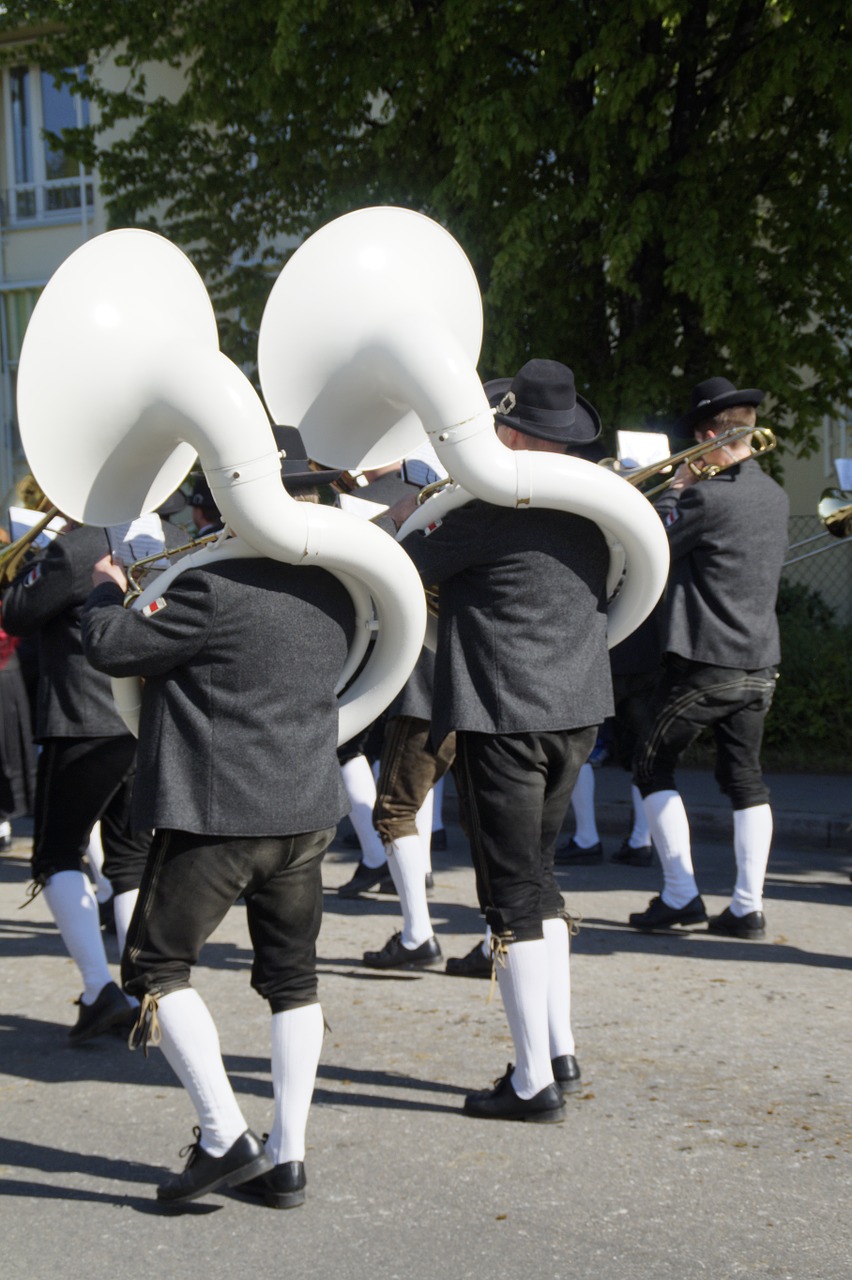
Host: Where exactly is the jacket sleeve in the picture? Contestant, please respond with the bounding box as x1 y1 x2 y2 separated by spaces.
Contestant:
81 572 216 678
1 541 75 636
653 485 707 563
400 502 494 584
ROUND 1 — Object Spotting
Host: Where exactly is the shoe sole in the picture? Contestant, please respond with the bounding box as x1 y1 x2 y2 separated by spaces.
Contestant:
445 967 492 978
707 925 766 940
238 1185 307 1210
463 1104 566 1123
629 913 708 931
363 955 443 970
555 1078 583 1096
158 1153 274 1206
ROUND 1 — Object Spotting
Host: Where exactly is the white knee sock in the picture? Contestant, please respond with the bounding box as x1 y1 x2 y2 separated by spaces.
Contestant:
155 988 247 1157
642 790 698 907
340 756 386 869
543 917 574 1058
84 822 113 905
415 788 434 873
386 835 434 947
112 888 139 962
570 763 599 847
266 1003 324 1165
432 776 445 831
732 804 773 916
496 939 554 1099
629 784 651 847
42 870 113 1004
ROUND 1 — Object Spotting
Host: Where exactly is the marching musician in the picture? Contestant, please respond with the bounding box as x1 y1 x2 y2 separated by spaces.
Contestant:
81 527 355 1208
2 519 152 1043
387 359 612 1122
628 376 789 940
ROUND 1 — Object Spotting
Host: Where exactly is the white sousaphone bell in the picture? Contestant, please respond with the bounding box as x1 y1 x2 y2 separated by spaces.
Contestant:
15 228 426 743
259 206 670 648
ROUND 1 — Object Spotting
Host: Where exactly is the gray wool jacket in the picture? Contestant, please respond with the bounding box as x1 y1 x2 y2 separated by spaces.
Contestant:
653 458 789 669
3 523 130 740
401 500 614 747
82 558 355 837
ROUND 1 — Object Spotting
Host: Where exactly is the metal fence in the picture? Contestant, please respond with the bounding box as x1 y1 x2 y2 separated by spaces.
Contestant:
782 514 852 623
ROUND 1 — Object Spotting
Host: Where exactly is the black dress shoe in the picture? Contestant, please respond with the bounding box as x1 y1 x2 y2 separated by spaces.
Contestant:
238 1160 306 1209
338 860 396 898
157 1128 273 1205
69 981 136 1045
430 828 448 852
554 838 604 865
445 942 492 978
628 894 707 931
363 931 442 969
463 1065 566 1123
707 906 767 940
611 839 653 867
552 1054 582 1095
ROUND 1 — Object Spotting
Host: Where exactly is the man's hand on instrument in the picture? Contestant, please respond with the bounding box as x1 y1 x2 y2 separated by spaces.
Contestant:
92 553 127 592
668 462 700 492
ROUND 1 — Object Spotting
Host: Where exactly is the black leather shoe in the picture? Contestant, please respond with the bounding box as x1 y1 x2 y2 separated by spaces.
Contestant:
157 1128 273 1205
707 906 766 940
463 1065 566 1123
430 828 447 852
554 838 604 865
338 860 396 898
552 1054 582 1095
238 1160 306 1209
445 942 492 978
611 840 653 867
628 894 707 930
69 981 136 1045
363 931 442 969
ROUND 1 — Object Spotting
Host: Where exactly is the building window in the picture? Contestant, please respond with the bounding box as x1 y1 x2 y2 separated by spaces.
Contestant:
4 65 93 224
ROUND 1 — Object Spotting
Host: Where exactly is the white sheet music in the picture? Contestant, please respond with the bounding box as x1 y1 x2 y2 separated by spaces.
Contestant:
8 506 66 547
337 493 389 520
106 514 167 567
616 431 671 470
834 458 852 489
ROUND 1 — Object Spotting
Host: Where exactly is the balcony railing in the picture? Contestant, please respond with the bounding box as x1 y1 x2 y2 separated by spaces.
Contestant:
0 178 95 227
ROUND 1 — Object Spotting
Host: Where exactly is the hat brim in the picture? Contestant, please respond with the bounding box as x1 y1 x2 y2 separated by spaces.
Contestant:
494 396 601 445
157 490 187 517
281 465 347 494
677 388 764 434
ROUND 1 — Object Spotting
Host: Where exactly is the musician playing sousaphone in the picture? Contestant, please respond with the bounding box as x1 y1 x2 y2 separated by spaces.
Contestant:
628 376 790 941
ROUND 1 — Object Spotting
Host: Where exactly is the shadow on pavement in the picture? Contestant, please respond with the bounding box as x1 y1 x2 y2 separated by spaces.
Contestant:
573 917 852 971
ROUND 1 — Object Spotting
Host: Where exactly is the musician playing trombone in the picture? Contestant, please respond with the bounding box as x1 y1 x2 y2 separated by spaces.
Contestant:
628 376 789 940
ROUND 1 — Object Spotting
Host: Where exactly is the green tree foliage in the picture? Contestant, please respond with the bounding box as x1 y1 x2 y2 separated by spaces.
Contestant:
4 1 850 443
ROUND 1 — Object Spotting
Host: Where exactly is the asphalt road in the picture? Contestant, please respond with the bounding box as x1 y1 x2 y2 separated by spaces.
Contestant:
1 819 850 1280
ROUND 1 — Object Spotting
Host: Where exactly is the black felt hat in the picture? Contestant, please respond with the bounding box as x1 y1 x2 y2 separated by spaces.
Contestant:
677 377 764 434
156 488 187 518
488 360 601 444
189 475 218 512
